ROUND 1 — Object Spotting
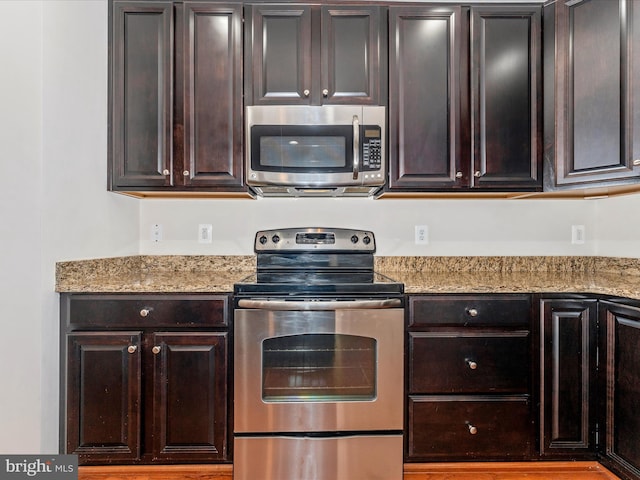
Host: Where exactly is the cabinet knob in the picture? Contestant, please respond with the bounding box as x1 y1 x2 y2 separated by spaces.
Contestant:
466 359 478 370
322 89 329 97
474 171 482 177
303 89 310 97
162 169 170 176
455 171 463 179
467 308 478 317
183 170 189 176
634 159 640 166
140 308 152 317
467 424 478 435
152 346 161 355
127 345 137 354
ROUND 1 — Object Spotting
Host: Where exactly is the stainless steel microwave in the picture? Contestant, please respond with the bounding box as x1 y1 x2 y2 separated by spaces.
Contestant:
245 105 386 197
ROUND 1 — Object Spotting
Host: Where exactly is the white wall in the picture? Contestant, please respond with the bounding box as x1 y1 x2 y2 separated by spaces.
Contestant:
139 197 598 256
0 0 637 457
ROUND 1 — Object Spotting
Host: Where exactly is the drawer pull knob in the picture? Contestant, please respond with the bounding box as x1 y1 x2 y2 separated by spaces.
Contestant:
468 424 478 435
127 345 137 354
466 360 478 370
467 308 479 317
140 308 152 317
152 346 161 355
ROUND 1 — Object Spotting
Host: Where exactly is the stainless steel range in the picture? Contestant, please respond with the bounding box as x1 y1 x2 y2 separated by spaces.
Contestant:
233 227 404 480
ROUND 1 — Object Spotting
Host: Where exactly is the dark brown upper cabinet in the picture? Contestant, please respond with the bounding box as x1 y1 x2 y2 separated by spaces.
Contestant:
387 5 541 192
109 1 245 194
245 4 386 106
545 0 640 189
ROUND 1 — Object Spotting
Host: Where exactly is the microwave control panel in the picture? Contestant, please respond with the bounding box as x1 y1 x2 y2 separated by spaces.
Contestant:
361 126 382 171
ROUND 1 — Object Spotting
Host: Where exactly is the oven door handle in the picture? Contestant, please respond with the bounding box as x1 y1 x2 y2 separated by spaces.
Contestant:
236 298 402 311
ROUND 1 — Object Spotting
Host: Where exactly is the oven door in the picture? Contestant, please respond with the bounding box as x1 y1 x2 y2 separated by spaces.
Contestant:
233 299 404 433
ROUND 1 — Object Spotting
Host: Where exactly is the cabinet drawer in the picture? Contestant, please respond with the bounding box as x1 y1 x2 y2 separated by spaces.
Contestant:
64 294 229 328
409 331 529 394
409 295 531 327
407 395 531 460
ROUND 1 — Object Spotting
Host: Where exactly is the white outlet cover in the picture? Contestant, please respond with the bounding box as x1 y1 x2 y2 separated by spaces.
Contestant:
198 224 213 244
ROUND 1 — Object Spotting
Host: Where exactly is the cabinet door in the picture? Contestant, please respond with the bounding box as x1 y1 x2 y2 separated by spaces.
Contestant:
539 299 597 456
388 7 464 189
321 6 384 105
179 3 244 189
110 1 173 189
151 332 229 461
601 301 640 478
553 0 640 186
66 332 142 463
247 5 313 105
470 6 541 190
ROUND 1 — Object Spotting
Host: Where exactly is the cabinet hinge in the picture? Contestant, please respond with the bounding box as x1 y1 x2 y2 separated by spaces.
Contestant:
595 422 600 447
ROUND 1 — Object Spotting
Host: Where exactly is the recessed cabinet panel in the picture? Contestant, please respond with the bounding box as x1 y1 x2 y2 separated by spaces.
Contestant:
539 299 597 456
552 0 640 186
182 3 244 188
388 7 462 188
110 2 173 188
471 7 541 188
152 333 228 461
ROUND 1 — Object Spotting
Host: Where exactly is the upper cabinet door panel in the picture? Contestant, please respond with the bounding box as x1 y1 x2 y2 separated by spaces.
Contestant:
181 3 244 188
110 2 173 188
249 5 313 105
554 0 640 186
388 7 463 189
321 6 384 105
470 6 541 189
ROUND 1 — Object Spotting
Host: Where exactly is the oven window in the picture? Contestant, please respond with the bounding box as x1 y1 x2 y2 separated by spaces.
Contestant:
260 136 346 168
261 334 377 402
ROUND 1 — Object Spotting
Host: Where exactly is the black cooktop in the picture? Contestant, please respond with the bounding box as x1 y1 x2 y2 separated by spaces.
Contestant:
234 228 404 297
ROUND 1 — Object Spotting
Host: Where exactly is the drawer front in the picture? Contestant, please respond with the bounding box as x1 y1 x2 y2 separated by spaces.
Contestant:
409 331 529 394
407 395 531 460
409 295 531 327
65 294 229 328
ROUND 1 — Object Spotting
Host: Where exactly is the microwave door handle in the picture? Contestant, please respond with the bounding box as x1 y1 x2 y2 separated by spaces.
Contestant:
352 115 360 180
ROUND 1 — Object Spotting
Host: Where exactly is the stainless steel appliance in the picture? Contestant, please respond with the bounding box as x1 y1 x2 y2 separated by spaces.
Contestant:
233 227 404 480
245 106 386 197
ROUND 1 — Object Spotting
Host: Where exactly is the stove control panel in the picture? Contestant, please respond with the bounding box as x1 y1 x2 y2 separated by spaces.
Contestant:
255 227 376 253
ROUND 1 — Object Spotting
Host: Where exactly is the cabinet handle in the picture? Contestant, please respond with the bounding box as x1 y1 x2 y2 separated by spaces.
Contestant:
455 171 463 179
127 345 137 354
467 308 478 317
467 424 478 435
303 89 310 97
474 171 482 178
466 359 478 370
322 88 329 97
162 169 170 176
634 159 640 166
152 346 161 355
183 170 189 176
140 308 152 317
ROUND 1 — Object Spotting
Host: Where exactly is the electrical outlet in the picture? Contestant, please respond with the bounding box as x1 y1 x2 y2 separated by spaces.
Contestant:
151 224 163 243
198 224 213 244
415 225 429 245
571 225 585 244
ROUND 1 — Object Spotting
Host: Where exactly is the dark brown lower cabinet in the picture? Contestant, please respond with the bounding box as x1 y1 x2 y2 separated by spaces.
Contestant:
600 300 640 480
406 294 533 461
61 294 230 465
539 298 598 456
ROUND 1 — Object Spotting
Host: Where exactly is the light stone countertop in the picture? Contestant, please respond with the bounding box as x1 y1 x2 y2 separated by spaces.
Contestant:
55 255 640 301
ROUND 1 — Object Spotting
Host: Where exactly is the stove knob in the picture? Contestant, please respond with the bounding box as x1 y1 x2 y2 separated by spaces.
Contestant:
362 236 371 245
350 235 359 244
259 235 268 245
272 235 280 244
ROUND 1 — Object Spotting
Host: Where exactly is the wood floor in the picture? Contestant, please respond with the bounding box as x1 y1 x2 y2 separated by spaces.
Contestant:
79 462 621 480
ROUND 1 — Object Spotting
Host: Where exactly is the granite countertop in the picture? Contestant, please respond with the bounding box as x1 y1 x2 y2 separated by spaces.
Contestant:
55 255 640 301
